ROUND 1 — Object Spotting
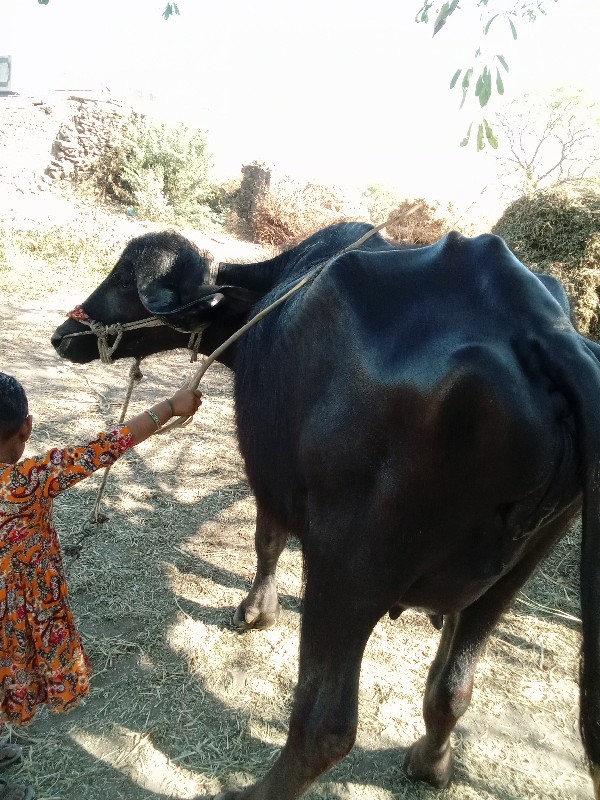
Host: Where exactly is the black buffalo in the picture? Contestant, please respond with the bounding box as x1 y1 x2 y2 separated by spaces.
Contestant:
52 223 600 800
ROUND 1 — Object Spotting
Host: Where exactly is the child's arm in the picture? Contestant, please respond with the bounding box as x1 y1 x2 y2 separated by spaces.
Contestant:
2 389 202 499
124 388 202 445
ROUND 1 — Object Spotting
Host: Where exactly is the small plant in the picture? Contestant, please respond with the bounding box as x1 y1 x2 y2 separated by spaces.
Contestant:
206 177 242 216
107 118 218 227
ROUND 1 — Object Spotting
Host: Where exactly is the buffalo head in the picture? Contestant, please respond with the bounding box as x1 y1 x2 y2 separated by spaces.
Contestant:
51 229 261 365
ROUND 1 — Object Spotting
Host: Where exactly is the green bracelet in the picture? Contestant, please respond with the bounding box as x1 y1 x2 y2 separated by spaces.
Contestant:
166 398 175 416
144 409 162 431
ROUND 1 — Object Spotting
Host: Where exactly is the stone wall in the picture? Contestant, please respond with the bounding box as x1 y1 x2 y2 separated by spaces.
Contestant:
46 95 134 182
0 92 135 193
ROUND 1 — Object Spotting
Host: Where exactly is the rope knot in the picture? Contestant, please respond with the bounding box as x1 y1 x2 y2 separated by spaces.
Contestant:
88 320 125 364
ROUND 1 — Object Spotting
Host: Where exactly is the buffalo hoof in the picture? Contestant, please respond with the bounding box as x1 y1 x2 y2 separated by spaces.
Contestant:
428 613 444 630
213 788 255 800
405 737 453 790
388 602 404 620
590 762 600 799
233 592 280 631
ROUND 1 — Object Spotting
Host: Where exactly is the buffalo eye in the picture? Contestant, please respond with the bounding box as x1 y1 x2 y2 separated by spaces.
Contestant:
113 266 134 290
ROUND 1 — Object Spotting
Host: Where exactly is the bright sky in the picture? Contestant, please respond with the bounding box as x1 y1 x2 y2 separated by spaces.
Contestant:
2 0 599 214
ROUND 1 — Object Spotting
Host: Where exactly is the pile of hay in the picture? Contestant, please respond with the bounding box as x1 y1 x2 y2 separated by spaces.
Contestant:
250 178 367 247
493 185 600 338
385 198 452 245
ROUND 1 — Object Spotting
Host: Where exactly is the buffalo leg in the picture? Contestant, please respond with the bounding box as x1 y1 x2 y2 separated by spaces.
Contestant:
219 557 386 800
405 610 485 788
234 505 288 630
406 510 578 789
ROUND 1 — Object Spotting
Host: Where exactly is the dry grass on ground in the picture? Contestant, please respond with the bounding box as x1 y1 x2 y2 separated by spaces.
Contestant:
0 190 595 800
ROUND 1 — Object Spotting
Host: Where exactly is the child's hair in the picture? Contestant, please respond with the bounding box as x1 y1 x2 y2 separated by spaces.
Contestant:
0 372 29 440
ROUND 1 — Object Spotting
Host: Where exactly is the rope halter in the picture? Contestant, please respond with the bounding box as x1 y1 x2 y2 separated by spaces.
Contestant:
65 306 167 364
62 251 221 364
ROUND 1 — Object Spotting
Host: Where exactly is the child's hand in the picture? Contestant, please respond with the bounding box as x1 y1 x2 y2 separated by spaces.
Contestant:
128 390 203 445
169 388 203 417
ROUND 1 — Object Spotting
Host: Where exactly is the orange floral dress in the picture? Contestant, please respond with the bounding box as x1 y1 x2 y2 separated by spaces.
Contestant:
0 426 133 727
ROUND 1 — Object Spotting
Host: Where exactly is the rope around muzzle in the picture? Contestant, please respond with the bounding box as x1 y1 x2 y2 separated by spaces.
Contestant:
61 243 219 366
63 309 167 365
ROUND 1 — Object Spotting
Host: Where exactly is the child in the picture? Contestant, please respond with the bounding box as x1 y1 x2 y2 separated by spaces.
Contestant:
0 372 202 800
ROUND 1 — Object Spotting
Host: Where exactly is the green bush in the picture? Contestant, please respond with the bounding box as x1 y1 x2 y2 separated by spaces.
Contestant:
204 177 242 217
107 118 218 228
493 184 600 337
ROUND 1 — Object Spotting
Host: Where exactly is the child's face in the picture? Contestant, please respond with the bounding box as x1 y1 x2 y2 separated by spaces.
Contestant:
0 415 32 463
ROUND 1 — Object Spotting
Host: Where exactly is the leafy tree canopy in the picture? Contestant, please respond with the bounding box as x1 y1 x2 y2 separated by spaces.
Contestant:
415 1 559 150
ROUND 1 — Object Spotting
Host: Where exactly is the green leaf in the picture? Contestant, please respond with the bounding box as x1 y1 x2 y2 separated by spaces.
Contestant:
433 2 450 35
476 123 485 152
484 14 499 35
509 18 518 39
475 72 484 97
433 0 459 36
163 3 180 19
415 1 433 24
496 68 504 95
475 68 492 107
496 54 509 72
450 68 462 90
483 118 498 148
459 68 473 110
478 67 492 107
461 68 473 91
460 123 473 148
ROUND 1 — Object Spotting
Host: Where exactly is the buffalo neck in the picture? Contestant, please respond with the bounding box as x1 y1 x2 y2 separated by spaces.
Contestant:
216 258 283 294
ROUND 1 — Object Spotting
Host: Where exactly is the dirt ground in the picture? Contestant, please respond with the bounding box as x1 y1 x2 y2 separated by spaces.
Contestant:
0 187 596 800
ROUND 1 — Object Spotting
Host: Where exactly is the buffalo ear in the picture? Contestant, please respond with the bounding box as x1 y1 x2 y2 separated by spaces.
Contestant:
138 278 262 333
149 292 227 332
